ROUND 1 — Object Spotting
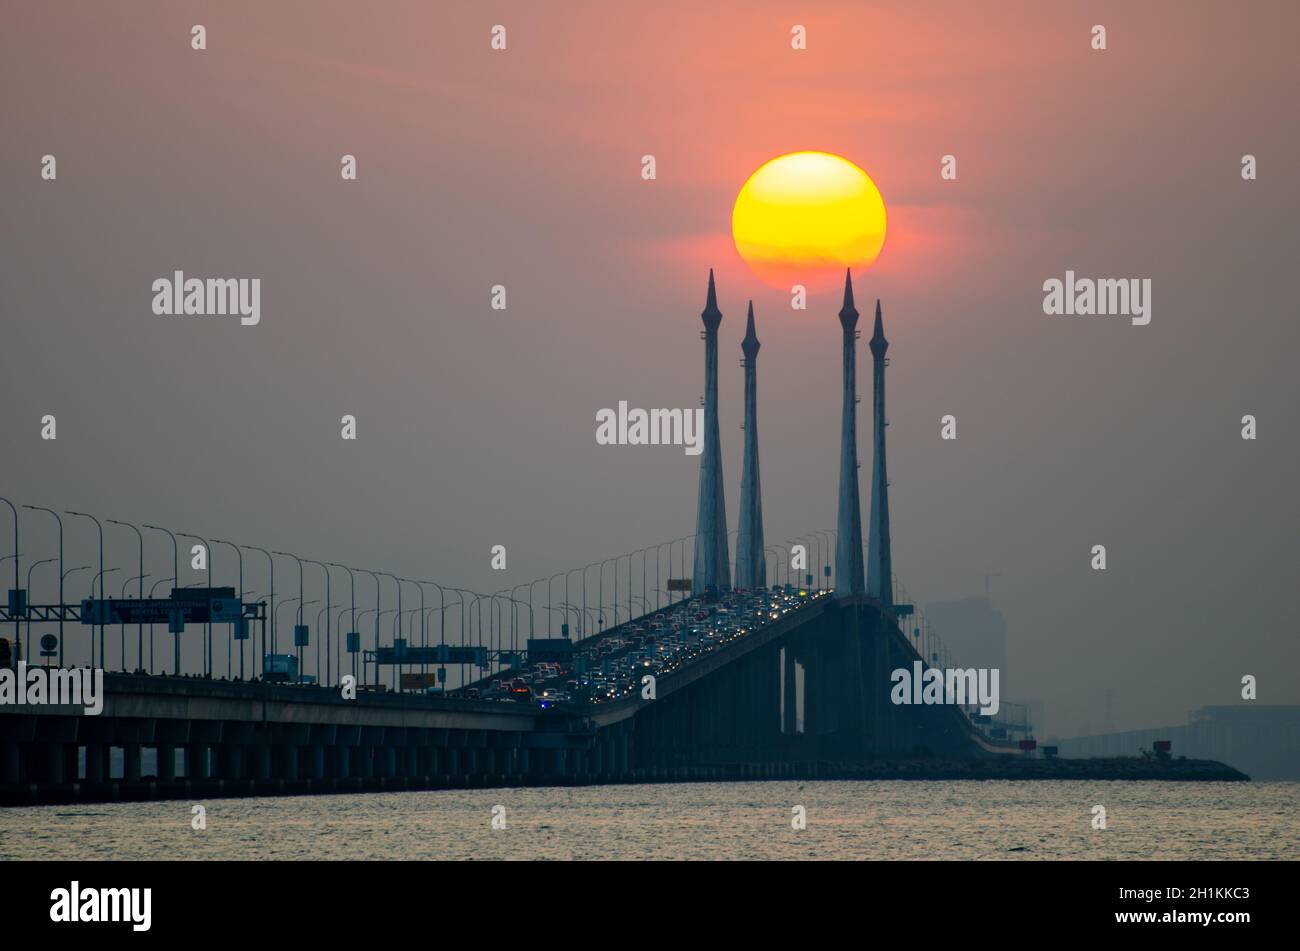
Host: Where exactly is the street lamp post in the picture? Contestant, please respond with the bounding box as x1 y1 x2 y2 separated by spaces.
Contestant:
23 506 64 666
546 572 565 636
178 532 213 677
0 497 18 660
211 540 244 680
360 570 382 688
400 578 425 682
274 552 307 684
377 573 401 691
62 565 90 664
328 564 358 685
108 520 146 672
24 557 55 666
89 566 119 664
305 560 332 686
510 582 530 652
527 578 544 638
580 563 598 634
66 511 105 668
239 545 274 680
121 573 148 673
149 576 174 673
142 524 180 670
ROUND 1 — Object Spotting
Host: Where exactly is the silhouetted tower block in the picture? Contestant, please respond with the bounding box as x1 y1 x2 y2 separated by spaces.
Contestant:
693 269 731 594
835 271 866 597
735 302 766 589
866 300 894 606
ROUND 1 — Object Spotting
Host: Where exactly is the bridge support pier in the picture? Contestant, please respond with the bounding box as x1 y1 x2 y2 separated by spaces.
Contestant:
40 743 63 785
280 745 299 781
85 744 106 784
335 745 351 780
186 743 209 781
157 744 176 782
254 745 271 781
307 744 325 781
782 648 797 735
221 744 242 782
124 743 142 784
2 742 19 786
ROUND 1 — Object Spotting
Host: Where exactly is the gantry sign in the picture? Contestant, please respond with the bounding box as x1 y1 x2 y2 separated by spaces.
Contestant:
79 587 262 635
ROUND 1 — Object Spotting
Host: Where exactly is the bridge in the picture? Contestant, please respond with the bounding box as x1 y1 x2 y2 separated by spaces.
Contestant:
1 272 1032 805
0 586 1013 804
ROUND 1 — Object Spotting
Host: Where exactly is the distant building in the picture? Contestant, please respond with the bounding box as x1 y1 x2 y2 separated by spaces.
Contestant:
1024 699 1047 739
923 597 1008 691
1055 705 1300 780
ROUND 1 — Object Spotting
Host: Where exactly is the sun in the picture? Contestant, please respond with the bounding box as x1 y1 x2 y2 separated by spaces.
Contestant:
732 151 887 289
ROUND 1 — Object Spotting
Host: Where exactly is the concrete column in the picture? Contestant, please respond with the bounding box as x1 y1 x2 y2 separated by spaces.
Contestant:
46 742 66 784
384 745 397 779
187 743 209 781
124 743 142 783
309 745 325 780
335 746 351 780
222 745 242 782
157 744 176 781
783 649 797 735
2 742 20 786
282 745 299 781
85 744 106 783
255 745 272 781
358 746 374 779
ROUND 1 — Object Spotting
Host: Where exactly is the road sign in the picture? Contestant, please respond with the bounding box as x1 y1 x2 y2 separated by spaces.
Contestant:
373 644 486 666
666 578 692 592
346 631 360 653
81 596 243 626
400 672 440 691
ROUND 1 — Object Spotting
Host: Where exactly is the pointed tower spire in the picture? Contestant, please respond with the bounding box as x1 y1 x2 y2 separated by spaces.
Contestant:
693 269 731 595
866 298 893 606
736 301 766 590
835 270 866 597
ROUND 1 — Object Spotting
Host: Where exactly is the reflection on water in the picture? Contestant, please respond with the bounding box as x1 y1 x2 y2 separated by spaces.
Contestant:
2 780 1296 860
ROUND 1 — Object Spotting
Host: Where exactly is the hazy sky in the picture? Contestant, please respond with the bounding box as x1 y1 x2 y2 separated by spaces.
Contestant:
2 1 1297 737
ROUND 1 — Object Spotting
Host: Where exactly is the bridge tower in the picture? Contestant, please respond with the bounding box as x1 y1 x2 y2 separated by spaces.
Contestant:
692 269 731 594
735 302 766 589
834 271 866 597
866 300 893 606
